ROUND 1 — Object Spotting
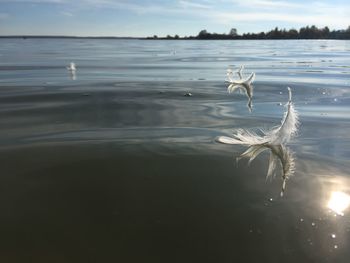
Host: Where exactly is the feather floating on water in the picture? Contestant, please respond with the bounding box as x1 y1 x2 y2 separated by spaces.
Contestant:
269 87 299 145
219 87 299 146
217 87 299 196
226 66 255 112
227 65 245 81
67 62 76 71
228 72 255 87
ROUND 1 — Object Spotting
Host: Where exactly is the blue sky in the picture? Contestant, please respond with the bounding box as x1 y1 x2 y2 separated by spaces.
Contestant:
0 0 349 36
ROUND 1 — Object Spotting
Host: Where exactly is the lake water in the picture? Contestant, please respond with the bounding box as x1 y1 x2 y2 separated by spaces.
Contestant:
0 39 350 262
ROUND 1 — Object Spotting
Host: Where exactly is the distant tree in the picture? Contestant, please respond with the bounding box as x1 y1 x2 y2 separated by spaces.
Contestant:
153 35 158 39
297 25 330 39
343 26 350 39
299 26 309 38
257 31 266 39
287 29 298 39
150 24 350 40
243 33 251 39
229 28 237 36
310 25 321 38
197 29 209 39
266 27 282 39
322 26 330 38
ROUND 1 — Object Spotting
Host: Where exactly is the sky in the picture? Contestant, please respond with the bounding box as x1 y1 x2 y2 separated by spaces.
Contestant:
0 0 349 37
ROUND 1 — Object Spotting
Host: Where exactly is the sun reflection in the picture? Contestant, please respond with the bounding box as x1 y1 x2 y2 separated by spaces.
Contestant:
327 191 350 216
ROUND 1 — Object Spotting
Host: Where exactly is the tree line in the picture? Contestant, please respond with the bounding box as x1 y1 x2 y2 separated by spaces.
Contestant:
147 25 350 40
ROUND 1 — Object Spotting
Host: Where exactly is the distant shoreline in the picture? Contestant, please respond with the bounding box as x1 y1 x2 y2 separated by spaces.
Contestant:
1 25 349 40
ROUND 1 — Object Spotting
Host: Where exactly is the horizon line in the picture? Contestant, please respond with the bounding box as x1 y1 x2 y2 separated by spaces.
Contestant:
1 25 349 39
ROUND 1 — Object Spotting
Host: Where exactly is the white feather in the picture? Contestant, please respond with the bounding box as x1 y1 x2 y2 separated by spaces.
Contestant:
219 87 298 146
237 65 244 79
217 87 299 196
227 65 245 81
229 72 255 86
265 87 299 145
227 84 243 94
226 66 255 112
67 62 76 71
226 68 234 82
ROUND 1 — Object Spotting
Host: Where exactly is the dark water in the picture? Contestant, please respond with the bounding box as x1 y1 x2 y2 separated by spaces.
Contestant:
0 39 350 262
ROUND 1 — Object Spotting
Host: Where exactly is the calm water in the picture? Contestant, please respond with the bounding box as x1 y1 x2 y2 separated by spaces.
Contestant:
0 39 350 262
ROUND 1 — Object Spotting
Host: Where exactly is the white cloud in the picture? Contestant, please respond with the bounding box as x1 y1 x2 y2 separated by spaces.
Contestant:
211 11 350 28
178 0 212 9
231 0 302 9
0 0 349 32
167 1 350 30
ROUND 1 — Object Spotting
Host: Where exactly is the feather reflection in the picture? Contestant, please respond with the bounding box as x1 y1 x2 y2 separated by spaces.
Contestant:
238 143 295 196
67 62 76 80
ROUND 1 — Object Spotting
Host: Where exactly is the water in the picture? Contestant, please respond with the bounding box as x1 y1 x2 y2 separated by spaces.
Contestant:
0 39 350 262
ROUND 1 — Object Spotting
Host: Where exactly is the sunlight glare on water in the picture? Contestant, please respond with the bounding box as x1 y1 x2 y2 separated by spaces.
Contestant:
327 191 350 216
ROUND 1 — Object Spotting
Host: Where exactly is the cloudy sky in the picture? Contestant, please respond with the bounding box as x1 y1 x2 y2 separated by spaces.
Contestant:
0 0 349 36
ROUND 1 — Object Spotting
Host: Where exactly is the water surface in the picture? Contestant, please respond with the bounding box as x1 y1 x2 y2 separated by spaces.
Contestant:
0 39 350 262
